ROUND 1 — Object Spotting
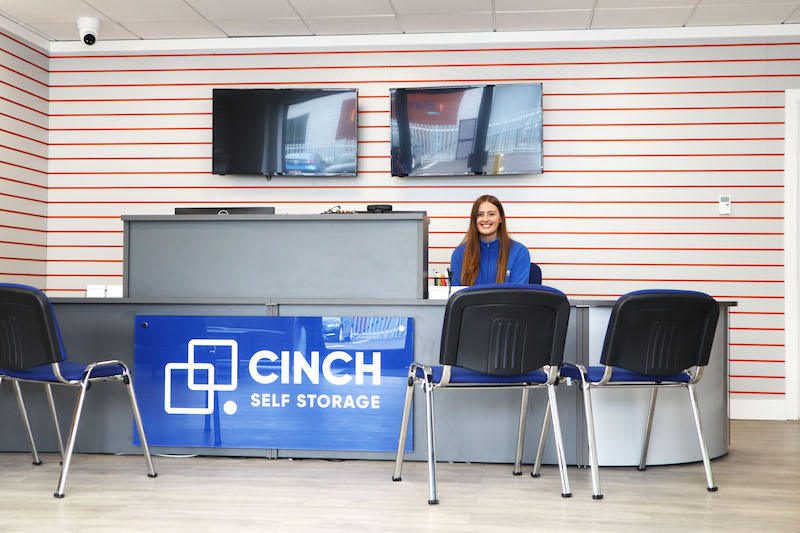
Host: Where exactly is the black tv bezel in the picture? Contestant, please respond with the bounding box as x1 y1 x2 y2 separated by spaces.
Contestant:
389 83 543 177
212 87 359 178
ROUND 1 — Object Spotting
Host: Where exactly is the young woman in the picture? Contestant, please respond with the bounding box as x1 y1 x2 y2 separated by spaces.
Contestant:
450 195 531 286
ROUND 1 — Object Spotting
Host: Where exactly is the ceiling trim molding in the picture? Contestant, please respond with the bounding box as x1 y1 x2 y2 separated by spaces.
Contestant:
46 22 800 55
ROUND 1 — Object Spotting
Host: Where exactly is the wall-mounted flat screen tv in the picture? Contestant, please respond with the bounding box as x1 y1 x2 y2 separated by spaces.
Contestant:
390 83 543 176
213 88 358 177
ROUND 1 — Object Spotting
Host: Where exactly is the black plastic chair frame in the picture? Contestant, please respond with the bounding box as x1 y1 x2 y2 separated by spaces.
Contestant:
392 362 571 504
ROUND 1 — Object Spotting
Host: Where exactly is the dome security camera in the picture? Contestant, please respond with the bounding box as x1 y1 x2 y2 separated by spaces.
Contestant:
77 16 101 45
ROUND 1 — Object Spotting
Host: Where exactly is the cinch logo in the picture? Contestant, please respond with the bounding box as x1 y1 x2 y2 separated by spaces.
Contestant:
164 339 238 415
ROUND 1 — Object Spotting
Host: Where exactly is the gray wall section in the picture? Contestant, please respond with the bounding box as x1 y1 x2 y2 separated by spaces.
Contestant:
0 298 730 467
123 214 429 300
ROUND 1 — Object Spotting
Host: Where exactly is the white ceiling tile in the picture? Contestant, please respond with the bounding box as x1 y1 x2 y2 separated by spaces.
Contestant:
495 0 595 10
688 3 799 25
85 0 206 22
187 0 298 20
289 0 394 18
592 6 695 28
214 18 312 37
122 20 227 39
28 20 138 40
495 10 592 30
0 0 103 23
304 15 401 35
785 6 800 22
398 11 493 33
598 0 697 6
390 0 491 15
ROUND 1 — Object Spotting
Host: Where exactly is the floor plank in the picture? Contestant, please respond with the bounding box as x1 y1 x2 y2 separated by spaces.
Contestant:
1 420 798 532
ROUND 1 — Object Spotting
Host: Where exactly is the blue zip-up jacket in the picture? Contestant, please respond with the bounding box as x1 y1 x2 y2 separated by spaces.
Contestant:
449 238 531 286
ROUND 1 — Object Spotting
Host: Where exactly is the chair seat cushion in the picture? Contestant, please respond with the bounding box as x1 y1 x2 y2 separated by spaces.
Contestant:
416 365 548 384
559 365 690 384
0 361 125 382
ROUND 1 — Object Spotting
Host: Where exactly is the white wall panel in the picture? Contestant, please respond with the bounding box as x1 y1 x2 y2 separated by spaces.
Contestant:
7 31 791 416
0 29 48 290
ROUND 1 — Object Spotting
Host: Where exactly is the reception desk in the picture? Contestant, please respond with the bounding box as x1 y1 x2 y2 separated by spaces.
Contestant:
0 214 731 467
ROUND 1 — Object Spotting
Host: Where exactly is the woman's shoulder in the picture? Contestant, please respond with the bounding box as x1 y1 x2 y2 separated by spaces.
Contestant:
509 239 531 257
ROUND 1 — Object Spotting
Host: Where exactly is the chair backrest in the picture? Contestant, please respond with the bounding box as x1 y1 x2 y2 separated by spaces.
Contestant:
439 284 570 375
528 263 542 284
600 290 719 376
0 283 66 370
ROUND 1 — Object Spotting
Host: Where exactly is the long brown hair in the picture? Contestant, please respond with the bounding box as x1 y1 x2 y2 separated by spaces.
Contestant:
460 195 511 286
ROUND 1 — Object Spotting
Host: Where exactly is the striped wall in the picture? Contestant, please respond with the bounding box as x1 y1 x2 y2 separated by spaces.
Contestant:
0 32 48 289
0 30 795 417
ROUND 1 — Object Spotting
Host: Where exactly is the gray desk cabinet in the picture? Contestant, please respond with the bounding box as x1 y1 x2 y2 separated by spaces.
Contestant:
122 213 429 300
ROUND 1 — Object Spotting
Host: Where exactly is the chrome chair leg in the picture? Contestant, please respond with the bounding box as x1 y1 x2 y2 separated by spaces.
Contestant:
580 381 602 499
54 381 90 498
546 385 571 498
424 377 438 504
12 381 41 465
531 399 551 478
639 387 658 471
45 384 65 462
687 383 717 491
125 376 157 478
513 388 530 475
392 372 415 481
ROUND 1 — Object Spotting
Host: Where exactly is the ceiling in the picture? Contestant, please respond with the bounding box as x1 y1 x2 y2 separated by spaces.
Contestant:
0 0 798 43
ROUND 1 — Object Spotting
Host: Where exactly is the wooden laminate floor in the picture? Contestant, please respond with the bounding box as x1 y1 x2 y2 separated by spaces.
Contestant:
1 420 798 532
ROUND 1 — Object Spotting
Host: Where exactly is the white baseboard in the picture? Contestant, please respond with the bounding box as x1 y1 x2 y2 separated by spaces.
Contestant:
730 398 787 420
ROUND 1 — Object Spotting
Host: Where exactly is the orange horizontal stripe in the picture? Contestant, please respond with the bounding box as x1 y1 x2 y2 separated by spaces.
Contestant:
545 153 783 157
526 262 782 267
730 343 785 346
730 359 785 363
0 273 122 277
46 73 800 89
729 376 784 379
545 122 784 127
50 156 210 160
547 278 782 283
730 312 784 315
547 106 783 111
0 63 48 87
0 192 45 204
0 79 47 102
0 224 45 233
0 111 48 130
0 256 45 262
48 244 122 247
435 231 783 235
49 127 210 131
0 127 48 145
46 230 123 233
440 215 783 218
0 207 45 217
518 247 782 251
0 143 47 159
0 176 46 189
544 138 784 142
729 391 784 395
50 97 213 102
43 184 785 190
564 293 776 299
0 240 46 247
46 57 800 75
0 95 47 116
50 112 211 117
49 142 211 146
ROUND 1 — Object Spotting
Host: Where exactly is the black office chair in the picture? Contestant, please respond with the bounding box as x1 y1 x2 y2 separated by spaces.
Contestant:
392 283 572 504
529 262 542 284
533 289 719 499
0 283 157 497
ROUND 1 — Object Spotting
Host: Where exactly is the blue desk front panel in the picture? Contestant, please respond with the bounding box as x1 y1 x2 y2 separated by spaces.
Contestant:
134 315 413 452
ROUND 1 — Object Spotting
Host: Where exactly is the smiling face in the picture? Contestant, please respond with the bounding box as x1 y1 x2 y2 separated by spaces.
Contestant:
475 201 502 242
